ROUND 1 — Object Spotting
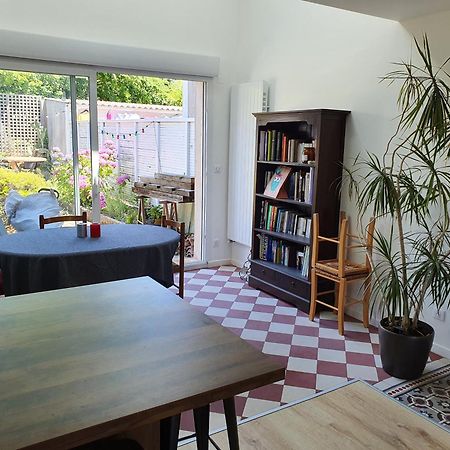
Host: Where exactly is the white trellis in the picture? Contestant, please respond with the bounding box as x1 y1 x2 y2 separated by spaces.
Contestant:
0 94 42 155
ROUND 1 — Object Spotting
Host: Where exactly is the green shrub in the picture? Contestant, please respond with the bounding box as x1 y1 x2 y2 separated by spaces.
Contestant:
0 167 49 201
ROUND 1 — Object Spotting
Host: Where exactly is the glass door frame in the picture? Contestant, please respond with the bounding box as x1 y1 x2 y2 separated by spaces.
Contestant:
0 56 101 221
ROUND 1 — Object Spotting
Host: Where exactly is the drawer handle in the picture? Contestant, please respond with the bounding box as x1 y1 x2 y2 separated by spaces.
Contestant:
290 281 296 287
262 269 266 274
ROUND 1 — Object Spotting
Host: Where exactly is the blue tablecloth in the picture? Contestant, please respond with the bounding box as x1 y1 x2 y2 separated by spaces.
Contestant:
0 224 179 296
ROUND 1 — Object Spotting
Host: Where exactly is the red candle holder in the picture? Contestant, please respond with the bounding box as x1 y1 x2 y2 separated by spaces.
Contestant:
90 223 101 238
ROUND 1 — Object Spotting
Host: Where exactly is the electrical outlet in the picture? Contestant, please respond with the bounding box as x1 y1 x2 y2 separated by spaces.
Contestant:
214 165 222 174
434 310 446 322
213 239 219 248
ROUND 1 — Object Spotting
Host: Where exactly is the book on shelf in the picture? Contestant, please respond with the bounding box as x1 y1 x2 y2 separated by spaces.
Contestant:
287 169 314 203
257 234 310 276
258 129 308 162
259 200 311 238
263 166 292 198
262 168 314 204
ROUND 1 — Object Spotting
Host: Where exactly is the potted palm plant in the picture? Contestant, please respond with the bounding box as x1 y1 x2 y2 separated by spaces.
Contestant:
346 35 450 380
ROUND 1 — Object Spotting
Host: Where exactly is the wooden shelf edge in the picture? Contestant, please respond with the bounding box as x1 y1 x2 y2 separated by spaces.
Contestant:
257 160 315 169
255 193 312 209
254 228 311 246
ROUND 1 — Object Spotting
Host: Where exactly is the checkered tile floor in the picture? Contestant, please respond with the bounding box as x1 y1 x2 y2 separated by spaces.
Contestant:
175 266 441 435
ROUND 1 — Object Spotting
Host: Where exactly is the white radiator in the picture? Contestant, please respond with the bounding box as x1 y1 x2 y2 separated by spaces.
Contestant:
227 81 269 246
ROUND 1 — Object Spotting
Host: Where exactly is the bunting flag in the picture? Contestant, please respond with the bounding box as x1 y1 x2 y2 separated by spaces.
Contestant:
100 122 153 140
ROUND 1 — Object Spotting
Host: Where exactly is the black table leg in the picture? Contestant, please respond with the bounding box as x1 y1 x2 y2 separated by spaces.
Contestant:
223 397 240 450
160 414 180 450
193 404 210 450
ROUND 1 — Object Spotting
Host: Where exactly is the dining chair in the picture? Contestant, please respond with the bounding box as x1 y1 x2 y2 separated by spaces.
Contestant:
161 215 185 298
308 212 375 335
39 211 88 229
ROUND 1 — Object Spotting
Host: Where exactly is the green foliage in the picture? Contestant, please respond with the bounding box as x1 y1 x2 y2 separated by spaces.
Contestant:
51 142 117 212
148 204 163 222
0 70 182 106
346 35 450 334
102 176 138 224
0 167 49 200
96 73 182 106
0 71 87 99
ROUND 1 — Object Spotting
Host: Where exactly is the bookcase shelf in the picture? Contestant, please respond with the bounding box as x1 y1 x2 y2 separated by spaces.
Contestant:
255 193 312 209
254 228 311 246
249 109 349 313
257 160 314 169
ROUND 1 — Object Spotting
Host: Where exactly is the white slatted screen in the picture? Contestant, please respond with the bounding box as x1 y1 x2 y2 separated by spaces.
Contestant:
227 81 268 246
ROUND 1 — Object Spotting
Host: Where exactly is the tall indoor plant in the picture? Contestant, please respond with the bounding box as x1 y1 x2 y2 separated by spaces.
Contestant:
346 35 450 379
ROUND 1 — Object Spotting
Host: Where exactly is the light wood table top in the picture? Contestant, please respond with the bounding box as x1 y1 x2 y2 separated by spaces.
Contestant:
0 277 284 449
2 156 47 163
2 156 47 171
182 380 449 450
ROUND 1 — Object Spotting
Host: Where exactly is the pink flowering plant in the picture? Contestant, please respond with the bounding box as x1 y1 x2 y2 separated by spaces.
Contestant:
51 140 138 222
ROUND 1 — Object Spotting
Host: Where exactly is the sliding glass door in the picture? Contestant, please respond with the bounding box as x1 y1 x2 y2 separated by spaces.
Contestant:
0 63 100 227
0 57 207 264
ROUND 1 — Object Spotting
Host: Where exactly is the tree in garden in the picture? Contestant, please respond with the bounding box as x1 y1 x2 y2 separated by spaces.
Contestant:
0 70 182 106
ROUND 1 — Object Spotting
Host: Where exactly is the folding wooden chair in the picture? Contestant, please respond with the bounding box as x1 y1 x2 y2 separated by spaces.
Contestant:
308 212 375 335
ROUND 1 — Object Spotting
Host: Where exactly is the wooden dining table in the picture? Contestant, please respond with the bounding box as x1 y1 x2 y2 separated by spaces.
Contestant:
0 276 285 449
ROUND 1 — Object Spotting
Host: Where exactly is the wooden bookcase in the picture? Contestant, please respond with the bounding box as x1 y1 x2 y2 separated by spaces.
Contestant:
249 109 350 313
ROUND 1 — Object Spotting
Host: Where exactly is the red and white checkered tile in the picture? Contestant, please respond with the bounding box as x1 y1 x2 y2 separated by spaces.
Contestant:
175 266 441 435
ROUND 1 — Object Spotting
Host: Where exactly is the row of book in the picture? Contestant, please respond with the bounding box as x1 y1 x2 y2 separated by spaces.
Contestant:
259 130 309 162
258 235 310 277
260 201 311 238
263 168 314 204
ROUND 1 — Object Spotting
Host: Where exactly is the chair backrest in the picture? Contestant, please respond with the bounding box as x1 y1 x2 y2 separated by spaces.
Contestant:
161 215 185 298
39 211 88 229
312 212 375 276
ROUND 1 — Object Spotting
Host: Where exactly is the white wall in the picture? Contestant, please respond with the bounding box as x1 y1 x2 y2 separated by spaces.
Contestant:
233 0 450 357
0 0 239 265
400 10 450 358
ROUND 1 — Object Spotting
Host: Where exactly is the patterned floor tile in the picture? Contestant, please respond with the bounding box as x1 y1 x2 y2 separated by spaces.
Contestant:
175 266 442 434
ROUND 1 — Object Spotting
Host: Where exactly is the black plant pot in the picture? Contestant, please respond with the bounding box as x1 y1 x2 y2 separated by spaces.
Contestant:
379 317 434 380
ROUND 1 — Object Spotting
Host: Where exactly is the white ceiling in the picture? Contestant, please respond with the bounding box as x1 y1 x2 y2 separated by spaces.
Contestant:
301 0 450 21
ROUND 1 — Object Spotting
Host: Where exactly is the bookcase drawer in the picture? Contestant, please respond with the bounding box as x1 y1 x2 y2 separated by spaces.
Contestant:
251 261 277 284
275 271 310 299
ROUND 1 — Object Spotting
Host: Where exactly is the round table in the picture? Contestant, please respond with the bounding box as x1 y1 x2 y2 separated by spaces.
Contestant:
0 224 179 296
2 156 47 171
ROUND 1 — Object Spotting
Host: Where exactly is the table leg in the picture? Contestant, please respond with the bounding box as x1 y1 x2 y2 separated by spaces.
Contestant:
138 197 147 224
193 404 210 450
160 414 180 450
223 397 240 450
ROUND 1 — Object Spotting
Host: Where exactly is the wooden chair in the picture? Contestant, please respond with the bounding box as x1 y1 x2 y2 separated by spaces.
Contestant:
39 211 88 229
308 212 375 335
161 215 185 298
